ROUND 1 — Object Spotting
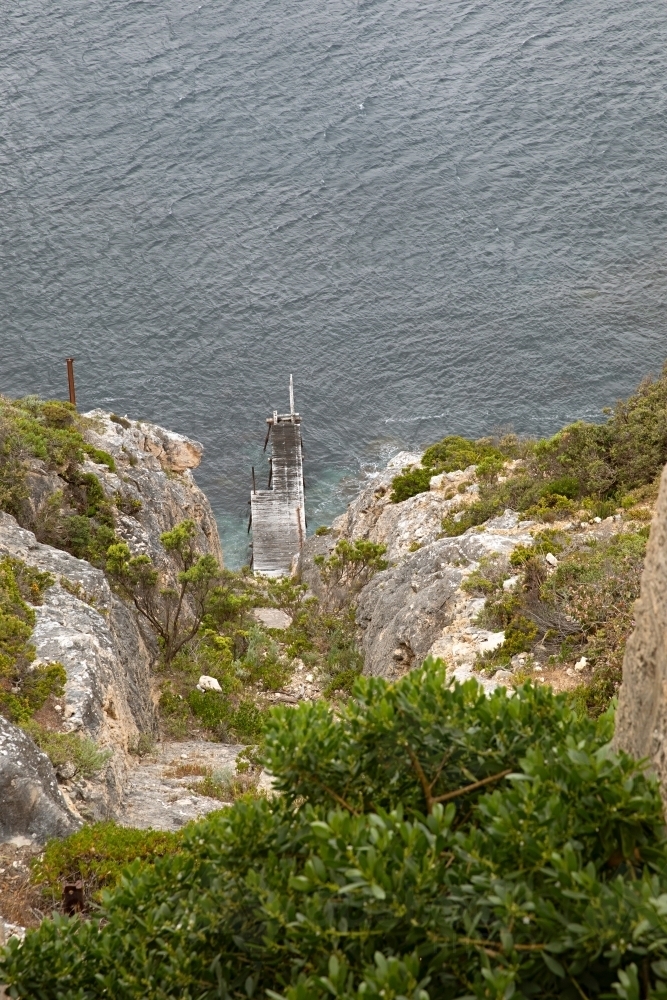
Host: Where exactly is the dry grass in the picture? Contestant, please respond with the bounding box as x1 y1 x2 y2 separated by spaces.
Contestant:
188 769 259 802
164 762 211 779
0 844 45 929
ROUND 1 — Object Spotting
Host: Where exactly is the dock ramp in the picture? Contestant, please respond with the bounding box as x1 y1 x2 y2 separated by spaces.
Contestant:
250 378 305 577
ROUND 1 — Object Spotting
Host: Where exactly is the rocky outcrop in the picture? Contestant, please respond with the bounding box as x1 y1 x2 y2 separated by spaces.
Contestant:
327 452 480 563
0 412 224 828
615 464 667 795
356 512 534 677
81 410 222 575
0 512 152 820
300 454 535 680
0 716 81 843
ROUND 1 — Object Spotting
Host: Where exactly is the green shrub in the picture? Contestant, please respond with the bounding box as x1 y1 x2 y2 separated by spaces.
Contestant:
110 414 131 429
314 539 388 593
4 664 667 1000
437 363 667 535
0 556 63 723
239 626 291 691
83 445 116 472
231 699 268 743
391 436 510 503
31 822 184 905
187 687 231 731
24 723 112 777
390 466 432 503
501 615 539 655
106 520 223 665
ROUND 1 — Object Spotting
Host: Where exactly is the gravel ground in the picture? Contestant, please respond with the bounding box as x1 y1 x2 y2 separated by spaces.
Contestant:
118 740 242 831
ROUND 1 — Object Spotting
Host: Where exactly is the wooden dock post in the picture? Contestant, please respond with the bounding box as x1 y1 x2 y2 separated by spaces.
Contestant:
66 358 76 406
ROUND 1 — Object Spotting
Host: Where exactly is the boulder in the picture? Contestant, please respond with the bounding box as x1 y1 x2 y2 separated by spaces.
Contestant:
0 716 81 843
356 512 533 677
615 465 667 796
196 675 222 693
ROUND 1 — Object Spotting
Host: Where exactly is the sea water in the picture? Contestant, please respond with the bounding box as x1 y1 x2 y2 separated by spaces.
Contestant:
1 0 666 565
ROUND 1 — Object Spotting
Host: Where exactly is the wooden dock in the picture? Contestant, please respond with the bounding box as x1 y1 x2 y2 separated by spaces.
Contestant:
250 378 306 577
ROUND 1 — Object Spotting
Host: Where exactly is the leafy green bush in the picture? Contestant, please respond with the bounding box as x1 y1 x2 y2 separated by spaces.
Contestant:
106 520 223 665
0 556 64 723
439 363 667 534
314 539 388 594
390 436 512 504
390 467 433 503
4 663 667 1000
187 687 231 731
22 722 112 778
239 626 291 691
31 822 184 905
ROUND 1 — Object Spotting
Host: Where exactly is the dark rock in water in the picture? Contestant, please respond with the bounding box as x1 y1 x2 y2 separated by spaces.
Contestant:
0 716 81 843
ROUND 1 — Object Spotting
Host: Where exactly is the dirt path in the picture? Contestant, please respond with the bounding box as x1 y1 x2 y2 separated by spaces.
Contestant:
118 740 242 831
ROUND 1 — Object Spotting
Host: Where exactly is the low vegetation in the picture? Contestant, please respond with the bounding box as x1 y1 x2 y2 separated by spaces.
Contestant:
155 568 366 742
23 724 112 778
30 822 186 908
4 664 667 1000
0 395 122 566
0 556 64 724
390 364 667 537
467 525 648 713
390 435 517 503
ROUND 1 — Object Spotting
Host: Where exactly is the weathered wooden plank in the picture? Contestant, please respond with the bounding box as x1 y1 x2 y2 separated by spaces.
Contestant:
251 406 305 577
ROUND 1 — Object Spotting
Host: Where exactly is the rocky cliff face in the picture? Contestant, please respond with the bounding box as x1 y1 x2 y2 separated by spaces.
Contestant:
0 413 223 832
615 464 667 795
300 453 533 682
81 411 222 574
0 716 81 843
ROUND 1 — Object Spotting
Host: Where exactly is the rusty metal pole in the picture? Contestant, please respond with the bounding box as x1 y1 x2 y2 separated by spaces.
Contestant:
65 358 76 407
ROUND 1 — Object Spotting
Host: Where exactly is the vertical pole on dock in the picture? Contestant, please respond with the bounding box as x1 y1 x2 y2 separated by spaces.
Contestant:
66 358 76 407
289 373 295 415
251 466 256 494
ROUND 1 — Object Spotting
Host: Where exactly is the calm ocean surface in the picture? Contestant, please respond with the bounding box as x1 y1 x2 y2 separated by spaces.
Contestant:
1 0 667 565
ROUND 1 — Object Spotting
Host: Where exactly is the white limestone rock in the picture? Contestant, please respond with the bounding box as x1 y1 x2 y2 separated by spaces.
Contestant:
82 410 223 571
252 607 292 630
0 511 154 820
196 675 223 693
0 715 81 844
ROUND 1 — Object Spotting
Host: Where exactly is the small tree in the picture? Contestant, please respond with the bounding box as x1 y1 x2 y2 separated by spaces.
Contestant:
314 538 388 592
106 520 221 665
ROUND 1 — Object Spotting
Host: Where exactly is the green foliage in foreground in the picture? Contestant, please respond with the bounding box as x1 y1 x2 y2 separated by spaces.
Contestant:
4 663 667 1000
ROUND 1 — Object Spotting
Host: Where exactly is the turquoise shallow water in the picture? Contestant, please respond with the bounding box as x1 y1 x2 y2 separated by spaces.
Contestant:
1 0 667 565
